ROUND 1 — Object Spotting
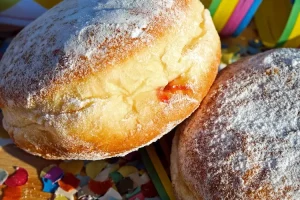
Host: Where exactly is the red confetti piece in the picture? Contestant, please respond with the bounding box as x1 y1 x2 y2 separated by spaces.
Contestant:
88 179 112 195
141 181 158 198
2 186 22 200
58 173 80 192
5 167 28 187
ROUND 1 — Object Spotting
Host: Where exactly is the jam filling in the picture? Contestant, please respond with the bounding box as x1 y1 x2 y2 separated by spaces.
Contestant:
156 78 192 103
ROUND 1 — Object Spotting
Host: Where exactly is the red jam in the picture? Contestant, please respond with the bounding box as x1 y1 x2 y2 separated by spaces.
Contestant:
156 78 192 103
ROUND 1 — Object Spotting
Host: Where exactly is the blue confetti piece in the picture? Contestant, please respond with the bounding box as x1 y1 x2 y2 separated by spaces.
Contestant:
76 175 90 187
247 46 260 55
42 177 59 193
233 0 262 37
248 39 263 48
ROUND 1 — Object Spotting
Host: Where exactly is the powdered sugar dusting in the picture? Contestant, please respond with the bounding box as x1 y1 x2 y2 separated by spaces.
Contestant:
178 49 300 199
0 0 178 108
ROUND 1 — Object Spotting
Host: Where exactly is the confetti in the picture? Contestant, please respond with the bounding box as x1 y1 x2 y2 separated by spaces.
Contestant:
247 45 260 55
128 172 141 188
2 186 22 200
139 170 146 175
129 172 149 187
77 195 95 200
77 185 99 199
40 164 56 178
0 168 9 185
54 195 69 200
141 181 158 198
248 39 263 48
125 186 141 198
59 161 84 175
88 179 112 195
140 173 150 184
5 167 28 187
58 173 80 192
221 51 235 64
218 63 227 71
94 167 111 182
118 166 138 177
44 166 64 182
94 163 119 182
116 177 134 195
85 161 108 179
107 164 120 172
76 175 90 187
55 187 77 200
112 184 118 191
98 188 122 200
109 171 123 183
42 177 59 193
128 192 145 200
30 146 162 199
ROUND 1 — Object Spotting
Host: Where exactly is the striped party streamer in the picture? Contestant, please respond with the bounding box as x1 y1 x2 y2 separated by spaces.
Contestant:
232 0 262 37
212 0 240 32
221 0 255 37
139 144 175 200
202 0 262 37
281 0 300 48
255 0 300 48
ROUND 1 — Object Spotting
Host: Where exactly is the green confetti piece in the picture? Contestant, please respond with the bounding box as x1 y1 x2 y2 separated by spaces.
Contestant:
109 171 123 183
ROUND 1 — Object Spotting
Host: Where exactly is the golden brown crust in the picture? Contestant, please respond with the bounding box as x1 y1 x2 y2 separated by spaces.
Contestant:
171 48 300 200
0 0 220 159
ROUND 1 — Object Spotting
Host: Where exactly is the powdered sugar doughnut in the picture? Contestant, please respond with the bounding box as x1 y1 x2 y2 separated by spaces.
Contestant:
0 0 220 160
171 48 300 199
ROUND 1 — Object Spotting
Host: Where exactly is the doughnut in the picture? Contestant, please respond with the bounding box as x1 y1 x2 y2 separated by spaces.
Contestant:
171 48 300 199
0 0 220 159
